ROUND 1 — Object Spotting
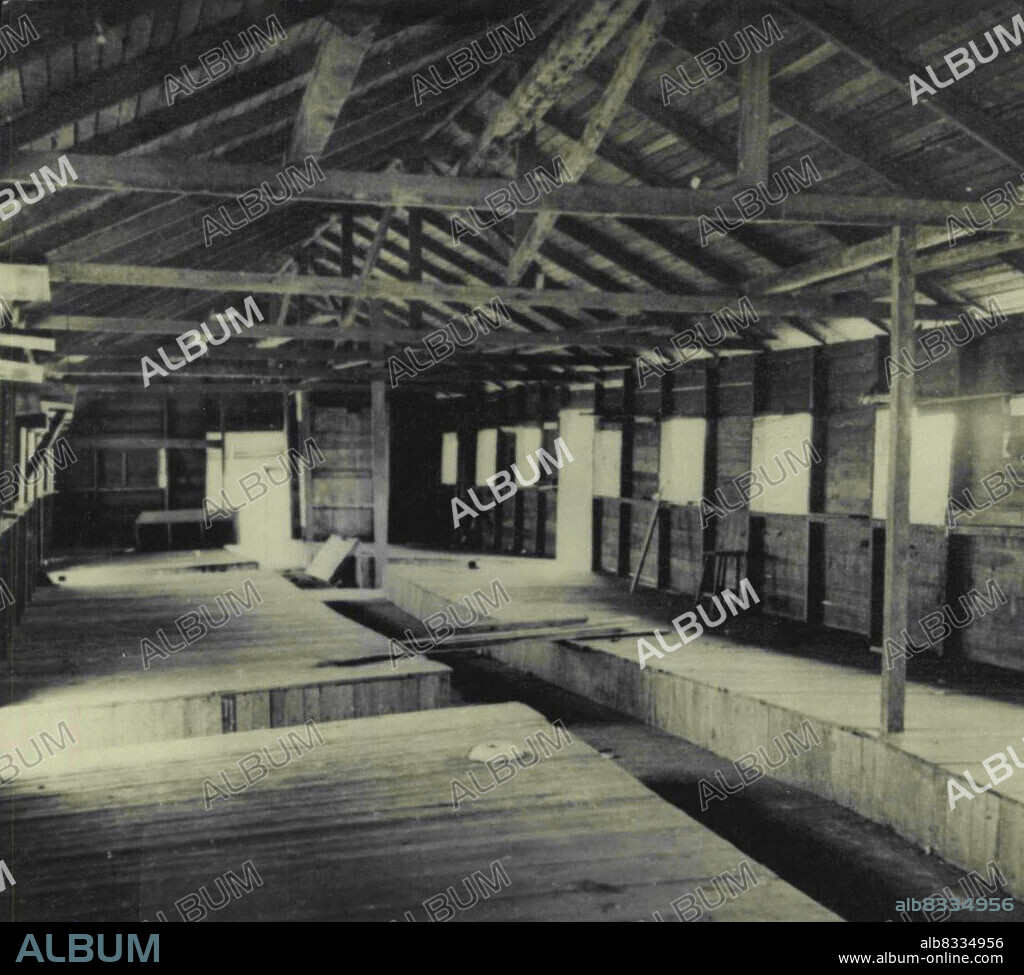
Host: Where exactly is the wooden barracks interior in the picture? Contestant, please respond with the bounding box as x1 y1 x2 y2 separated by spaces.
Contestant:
4 0 1024 927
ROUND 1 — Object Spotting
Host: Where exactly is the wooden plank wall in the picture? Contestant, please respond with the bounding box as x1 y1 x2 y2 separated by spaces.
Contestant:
821 520 871 633
824 408 874 516
424 331 1024 672
955 532 1023 669
0 380 58 668
668 505 703 594
715 413 753 553
598 497 623 575
813 344 876 633
437 384 562 559
625 417 660 587
53 391 235 549
909 525 947 644
307 392 374 541
664 336 1024 670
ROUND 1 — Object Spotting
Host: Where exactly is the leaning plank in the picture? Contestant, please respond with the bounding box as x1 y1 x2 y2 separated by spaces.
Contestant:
307 535 359 582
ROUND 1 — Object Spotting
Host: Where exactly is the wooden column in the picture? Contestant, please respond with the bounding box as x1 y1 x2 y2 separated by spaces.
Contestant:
881 223 916 733
370 300 390 586
619 373 636 578
296 392 315 541
0 381 10 664
339 210 354 323
738 46 771 185
407 206 423 332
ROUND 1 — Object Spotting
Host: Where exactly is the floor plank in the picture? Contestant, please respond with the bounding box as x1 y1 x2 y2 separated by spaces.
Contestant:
0 703 838 922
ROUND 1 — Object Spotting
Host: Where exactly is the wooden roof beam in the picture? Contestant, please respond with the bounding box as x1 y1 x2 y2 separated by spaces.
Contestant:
501 99 805 284
336 162 415 330
53 346 625 371
15 16 492 255
57 357 599 385
317 216 615 339
308 160 619 337
285 13 379 162
46 202 332 321
658 21 1024 296
59 379 381 392
460 0 632 174
737 43 772 186
659 22 932 194
34 311 709 353
37 261 974 320
654 22 1016 319
747 227 953 295
801 233 1024 296
505 0 665 282
10 152 1022 228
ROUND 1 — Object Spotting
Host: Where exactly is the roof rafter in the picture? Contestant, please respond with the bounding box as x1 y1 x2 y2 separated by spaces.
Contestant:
286 13 379 162
460 0 631 174
657 20 1024 304
774 0 1024 173
505 0 666 282
0 0 316 157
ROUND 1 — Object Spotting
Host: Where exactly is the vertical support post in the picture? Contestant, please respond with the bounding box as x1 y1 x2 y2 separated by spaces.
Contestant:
808 347 828 514
408 206 423 332
1 381 12 664
370 299 390 587
160 393 170 546
881 223 916 734
296 392 315 541
339 209 354 323
619 371 636 578
702 361 721 558
737 47 771 186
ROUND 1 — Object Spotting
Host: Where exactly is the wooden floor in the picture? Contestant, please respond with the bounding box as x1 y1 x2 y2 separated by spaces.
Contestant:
0 702 838 922
1 552 448 750
384 551 1024 900
44 547 261 582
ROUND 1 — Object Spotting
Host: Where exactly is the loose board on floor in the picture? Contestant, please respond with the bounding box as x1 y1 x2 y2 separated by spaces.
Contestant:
307 535 359 582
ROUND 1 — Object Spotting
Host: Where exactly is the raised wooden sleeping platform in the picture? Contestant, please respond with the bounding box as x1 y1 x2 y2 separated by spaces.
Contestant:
0 703 838 922
1 553 448 752
385 550 1024 903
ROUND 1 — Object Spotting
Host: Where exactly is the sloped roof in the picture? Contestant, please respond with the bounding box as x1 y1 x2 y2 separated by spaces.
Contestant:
2 0 1024 394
